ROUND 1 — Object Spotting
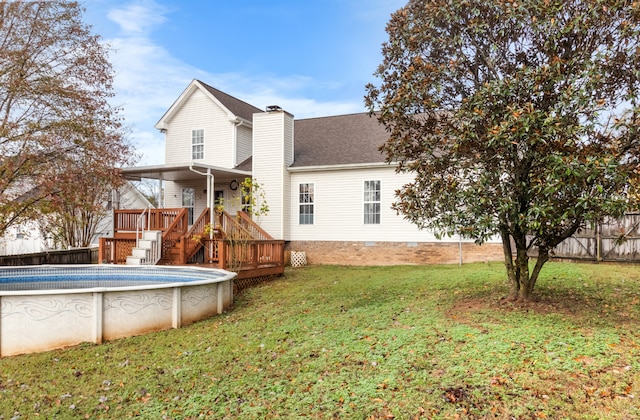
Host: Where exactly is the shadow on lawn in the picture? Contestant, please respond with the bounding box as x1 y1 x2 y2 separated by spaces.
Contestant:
446 282 640 329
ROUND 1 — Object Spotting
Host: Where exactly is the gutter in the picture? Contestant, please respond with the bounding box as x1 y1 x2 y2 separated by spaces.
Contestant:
287 162 396 172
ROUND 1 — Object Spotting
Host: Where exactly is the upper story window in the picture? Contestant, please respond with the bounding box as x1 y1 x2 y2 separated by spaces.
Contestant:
299 183 314 225
192 129 204 160
364 180 381 224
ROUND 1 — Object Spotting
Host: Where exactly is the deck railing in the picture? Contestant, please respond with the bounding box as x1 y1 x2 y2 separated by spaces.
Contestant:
100 208 188 264
220 211 255 241
199 238 285 273
161 208 189 262
114 208 185 234
184 207 212 262
99 208 285 279
236 211 273 240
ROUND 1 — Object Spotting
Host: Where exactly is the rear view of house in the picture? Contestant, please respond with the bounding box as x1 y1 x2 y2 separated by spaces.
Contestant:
114 79 503 267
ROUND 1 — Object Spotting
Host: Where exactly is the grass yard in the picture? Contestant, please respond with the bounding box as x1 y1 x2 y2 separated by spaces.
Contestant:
1 262 639 419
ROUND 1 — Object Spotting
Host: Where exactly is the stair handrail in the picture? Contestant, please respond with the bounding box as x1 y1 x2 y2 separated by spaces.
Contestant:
134 205 162 265
236 211 273 240
184 207 212 261
150 230 162 265
221 211 254 240
161 208 189 261
135 205 151 248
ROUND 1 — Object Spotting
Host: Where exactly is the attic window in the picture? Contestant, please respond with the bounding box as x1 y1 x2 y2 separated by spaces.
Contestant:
192 129 204 160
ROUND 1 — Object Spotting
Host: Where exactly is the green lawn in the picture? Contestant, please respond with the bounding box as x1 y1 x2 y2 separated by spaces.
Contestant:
1 262 639 419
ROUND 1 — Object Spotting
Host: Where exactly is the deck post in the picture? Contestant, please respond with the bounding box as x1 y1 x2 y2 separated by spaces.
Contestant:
219 240 227 270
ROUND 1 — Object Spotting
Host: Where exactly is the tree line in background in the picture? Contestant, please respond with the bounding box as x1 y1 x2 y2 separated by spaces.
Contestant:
0 1 136 248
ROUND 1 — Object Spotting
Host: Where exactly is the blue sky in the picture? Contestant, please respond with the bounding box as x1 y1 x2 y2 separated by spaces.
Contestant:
81 0 405 165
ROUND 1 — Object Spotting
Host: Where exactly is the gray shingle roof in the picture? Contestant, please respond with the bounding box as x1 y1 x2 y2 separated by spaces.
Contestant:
197 80 263 122
235 156 252 172
292 112 388 167
193 82 390 168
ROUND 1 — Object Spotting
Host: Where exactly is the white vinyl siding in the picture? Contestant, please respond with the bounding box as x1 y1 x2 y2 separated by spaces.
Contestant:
252 110 294 239
364 180 381 224
287 167 498 243
192 129 204 160
299 183 314 225
236 124 252 165
163 88 236 167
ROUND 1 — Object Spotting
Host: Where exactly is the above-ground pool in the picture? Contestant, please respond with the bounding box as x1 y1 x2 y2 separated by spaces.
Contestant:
0 265 236 357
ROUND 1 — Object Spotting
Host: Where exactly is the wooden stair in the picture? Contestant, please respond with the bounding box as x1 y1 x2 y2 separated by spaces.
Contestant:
158 243 182 265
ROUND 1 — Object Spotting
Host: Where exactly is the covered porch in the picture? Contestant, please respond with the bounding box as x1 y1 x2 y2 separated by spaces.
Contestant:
98 163 284 280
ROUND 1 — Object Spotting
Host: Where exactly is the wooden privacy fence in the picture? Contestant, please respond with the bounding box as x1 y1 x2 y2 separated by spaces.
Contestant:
530 213 640 262
0 247 99 266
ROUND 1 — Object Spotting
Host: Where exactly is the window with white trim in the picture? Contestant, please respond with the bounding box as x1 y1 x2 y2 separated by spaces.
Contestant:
192 129 204 160
364 180 381 224
299 183 314 225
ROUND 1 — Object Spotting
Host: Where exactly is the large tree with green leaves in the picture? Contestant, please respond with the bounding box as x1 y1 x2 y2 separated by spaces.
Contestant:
366 0 640 301
0 1 134 238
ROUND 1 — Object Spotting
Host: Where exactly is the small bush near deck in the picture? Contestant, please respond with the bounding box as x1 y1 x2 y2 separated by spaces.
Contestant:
1 262 639 419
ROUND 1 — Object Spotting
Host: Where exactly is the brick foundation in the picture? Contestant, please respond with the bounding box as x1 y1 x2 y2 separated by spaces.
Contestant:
285 241 504 266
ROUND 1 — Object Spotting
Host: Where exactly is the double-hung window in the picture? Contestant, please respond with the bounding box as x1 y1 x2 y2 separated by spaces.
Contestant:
192 129 204 160
364 180 381 224
299 183 314 225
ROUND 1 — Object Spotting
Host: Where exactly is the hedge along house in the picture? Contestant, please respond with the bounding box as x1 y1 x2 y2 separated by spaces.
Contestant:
117 79 503 266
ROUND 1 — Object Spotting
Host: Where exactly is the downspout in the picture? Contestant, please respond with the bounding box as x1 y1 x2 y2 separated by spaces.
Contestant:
189 165 215 237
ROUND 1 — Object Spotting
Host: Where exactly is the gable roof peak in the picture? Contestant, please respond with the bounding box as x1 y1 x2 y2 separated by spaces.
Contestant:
194 80 263 122
155 79 263 130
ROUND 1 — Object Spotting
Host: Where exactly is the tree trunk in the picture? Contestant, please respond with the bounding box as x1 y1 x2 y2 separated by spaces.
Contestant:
501 229 538 302
515 247 532 301
527 247 549 296
500 228 519 300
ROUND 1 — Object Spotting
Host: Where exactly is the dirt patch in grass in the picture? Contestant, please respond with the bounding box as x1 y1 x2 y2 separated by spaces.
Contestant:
448 288 639 328
446 261 640 328
446 295 577 321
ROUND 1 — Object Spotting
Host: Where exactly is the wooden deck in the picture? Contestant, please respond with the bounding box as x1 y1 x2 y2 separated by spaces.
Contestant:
98 208 285 279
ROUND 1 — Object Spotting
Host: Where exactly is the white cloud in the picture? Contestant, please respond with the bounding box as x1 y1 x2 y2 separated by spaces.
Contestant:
100 0 368 165
107 0 167 35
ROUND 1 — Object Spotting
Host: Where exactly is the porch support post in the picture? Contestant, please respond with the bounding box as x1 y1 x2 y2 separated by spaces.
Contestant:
158 174 164 208
207 170 215 233
209 172 215 262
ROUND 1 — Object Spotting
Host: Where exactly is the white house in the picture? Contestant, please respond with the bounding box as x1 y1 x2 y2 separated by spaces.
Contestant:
122 79 503 265
0 182 152 256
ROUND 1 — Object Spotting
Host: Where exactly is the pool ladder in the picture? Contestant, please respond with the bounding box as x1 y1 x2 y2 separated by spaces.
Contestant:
126 230 163 265
126 207 163 265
